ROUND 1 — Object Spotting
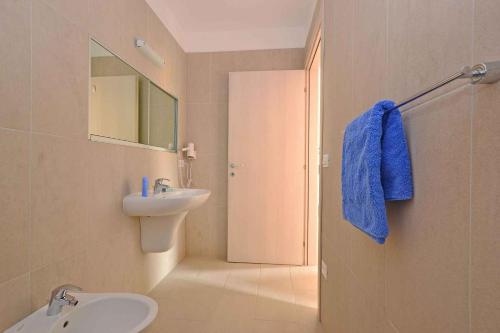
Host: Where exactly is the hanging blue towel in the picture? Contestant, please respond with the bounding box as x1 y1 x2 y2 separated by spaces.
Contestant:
342 100 413 244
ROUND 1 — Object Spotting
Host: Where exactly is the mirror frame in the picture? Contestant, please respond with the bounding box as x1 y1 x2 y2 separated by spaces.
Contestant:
88 38 179 153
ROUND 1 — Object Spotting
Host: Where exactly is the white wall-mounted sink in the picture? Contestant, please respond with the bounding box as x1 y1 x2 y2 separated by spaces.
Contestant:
123 188 210 252
123 189 210 216
4 293 157 333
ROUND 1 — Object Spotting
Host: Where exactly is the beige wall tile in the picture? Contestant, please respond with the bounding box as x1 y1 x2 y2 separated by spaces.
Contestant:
471 5 500 332
31 134 89 270
470 82 500 332
172 45 188 102
41 0 89 31
212 103 229 157
187 53 211 103
207 155 229 207
148 150 181 186
188 153 211 190
32 1 89 139
0 275 31 330
347 271 385 333
271 49 295 70
271 48 306 70
474 0 500 63
233 50 272 72
166 42 185 98
123 146 154 193
89 0 127 57
318 252 349 332
128 0 148 39
0 130 30 283
290 48 307 69
0 0 31 131
186 203 211 257
352 0 388 113
85 232 138 293
186 102 227 164
349 230 385 302
210 52 238 104
386 90 471 333
177 101 188 146
186 103 216 155
208 205 228 259
86 141 133 243
30 252 88 310
141 4 165 85
387 0 473 103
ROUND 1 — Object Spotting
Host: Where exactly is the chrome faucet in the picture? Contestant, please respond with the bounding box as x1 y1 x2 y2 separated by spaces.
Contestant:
46 284 82 316
154 178 171 194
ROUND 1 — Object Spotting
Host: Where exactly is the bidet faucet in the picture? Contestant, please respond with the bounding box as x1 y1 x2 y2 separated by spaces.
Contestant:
46 284 82 316
154 178 171 194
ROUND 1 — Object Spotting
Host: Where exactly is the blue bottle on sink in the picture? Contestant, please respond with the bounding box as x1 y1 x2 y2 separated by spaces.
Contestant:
142 176 148 197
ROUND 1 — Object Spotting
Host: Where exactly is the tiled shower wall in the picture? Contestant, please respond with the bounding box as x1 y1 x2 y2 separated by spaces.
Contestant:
0 0 187 330
185 49 305 258
315 0 500 331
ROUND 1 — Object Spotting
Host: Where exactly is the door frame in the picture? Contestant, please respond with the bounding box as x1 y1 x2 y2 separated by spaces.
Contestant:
304 23 323 318
305 29 323 265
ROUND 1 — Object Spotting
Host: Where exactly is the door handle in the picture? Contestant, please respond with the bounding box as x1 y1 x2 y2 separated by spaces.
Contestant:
229 163 244 169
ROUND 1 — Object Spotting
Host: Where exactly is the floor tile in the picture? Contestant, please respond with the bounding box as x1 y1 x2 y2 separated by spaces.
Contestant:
147 258 321 332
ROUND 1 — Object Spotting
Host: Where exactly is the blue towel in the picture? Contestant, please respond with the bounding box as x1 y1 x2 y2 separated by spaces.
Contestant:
342 100 413 244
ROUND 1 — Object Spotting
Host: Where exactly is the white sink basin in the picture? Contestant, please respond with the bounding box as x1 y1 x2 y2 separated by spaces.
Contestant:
123 188 211 216
123 188 210 252
4 293 157 333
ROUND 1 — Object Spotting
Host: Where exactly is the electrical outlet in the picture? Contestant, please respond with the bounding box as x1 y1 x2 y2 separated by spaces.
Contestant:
321 260 328 279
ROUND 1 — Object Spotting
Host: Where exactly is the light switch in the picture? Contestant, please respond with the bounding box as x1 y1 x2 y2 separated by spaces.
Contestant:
321 260 327 279
322 154 331 168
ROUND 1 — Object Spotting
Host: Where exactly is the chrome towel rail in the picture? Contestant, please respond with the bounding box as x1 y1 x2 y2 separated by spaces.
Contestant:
391 61 500 113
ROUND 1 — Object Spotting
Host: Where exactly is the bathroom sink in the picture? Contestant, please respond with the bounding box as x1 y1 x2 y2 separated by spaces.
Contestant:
123 188 211 216
4 293 157 333
123 188 210 252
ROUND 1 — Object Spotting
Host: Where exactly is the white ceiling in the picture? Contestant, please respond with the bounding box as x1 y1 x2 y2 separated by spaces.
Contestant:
146 0 316 52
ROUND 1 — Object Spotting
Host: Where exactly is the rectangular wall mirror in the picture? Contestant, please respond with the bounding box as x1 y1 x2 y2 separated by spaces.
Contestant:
89 39 177 151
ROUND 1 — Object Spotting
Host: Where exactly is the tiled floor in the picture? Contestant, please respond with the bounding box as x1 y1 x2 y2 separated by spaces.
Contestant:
144 257 322 333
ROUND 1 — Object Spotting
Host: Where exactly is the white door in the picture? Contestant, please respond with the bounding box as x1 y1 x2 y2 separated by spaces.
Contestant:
90 75 139 142
228 70 306 265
